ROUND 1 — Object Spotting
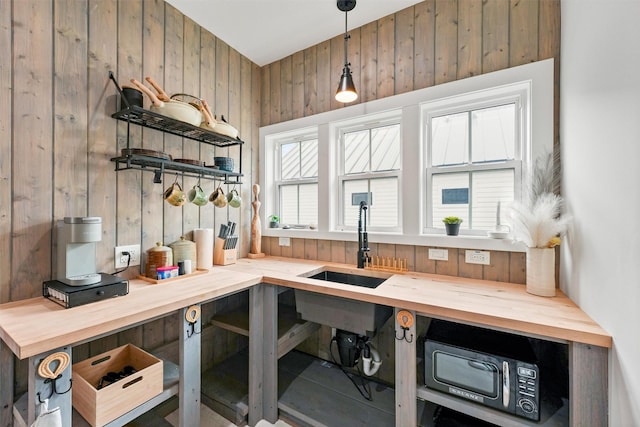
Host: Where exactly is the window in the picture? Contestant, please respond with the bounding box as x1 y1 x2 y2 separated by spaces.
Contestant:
338 120 401 230
260 59 553 250
276 137 318 226
424 88 527 234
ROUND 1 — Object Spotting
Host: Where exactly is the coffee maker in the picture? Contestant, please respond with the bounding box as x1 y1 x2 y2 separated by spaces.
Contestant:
45 217 129 308
56 217 103 286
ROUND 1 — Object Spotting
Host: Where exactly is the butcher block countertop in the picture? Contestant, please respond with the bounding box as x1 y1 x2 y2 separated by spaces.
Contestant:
0 256 611 360
223 257 612 349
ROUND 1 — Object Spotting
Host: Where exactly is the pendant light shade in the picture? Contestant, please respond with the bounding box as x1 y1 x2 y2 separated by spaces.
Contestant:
336 66 357 103
335 0 358 103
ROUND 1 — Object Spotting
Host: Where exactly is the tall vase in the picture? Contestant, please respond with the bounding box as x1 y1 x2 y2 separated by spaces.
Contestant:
526 247 556 296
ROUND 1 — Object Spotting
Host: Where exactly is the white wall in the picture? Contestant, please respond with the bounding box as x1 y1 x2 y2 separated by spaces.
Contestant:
560 1 640 425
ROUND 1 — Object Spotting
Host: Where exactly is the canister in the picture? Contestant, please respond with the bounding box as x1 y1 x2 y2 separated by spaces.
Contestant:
169 236 197 270
145 242 173 279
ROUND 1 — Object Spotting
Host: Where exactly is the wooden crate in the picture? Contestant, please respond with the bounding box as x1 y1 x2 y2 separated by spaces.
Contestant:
72 344 163 426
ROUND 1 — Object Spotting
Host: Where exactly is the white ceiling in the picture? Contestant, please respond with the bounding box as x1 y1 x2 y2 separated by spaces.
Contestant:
165 0 423 66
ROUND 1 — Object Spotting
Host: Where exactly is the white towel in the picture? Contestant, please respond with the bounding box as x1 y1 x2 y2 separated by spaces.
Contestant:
31 399 62 427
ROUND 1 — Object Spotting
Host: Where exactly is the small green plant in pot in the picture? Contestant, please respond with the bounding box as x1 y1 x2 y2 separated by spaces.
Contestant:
269 215 280 228
442 216 463 236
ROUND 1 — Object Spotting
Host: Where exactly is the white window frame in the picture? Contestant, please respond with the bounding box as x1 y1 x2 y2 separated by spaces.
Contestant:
275 136 319 227
335 112 403 232
423 85 529 235
259 59 554 252
262 126 318 229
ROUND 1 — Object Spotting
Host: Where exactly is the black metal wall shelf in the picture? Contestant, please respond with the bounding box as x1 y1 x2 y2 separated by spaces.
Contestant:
110 153 242 184
111 106 243 148
108 71 243 185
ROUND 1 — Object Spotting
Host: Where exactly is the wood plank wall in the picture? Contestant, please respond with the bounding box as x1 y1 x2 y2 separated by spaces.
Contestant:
260 0 560 127
260 0 560 385
0 0 260 413
0 0 560 415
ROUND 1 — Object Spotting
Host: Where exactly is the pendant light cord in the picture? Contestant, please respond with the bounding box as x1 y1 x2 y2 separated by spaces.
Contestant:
343 10 350 68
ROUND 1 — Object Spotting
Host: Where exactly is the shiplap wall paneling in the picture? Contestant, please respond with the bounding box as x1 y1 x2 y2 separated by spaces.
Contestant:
261 0 560 128
0 0 11 422
54 0 89 226
377 15 395 99
227 48 243 232
199 30 217 233
395 7 415 95
56 0 91 364
360 21 378 103
414 0 436 90
457 0 482 79
182 16 202 241
316 40 332 114
11 0 56 398
162 4 185 248
85 0 119 367
115 0 144 350
12 0 54 300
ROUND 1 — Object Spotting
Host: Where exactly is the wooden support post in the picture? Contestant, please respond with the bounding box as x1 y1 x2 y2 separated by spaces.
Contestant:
179 305 201 427
395 308 417 427
28 346 72 426
262 284 278 421
569 342 608 426
0 342 13 426
249 283 278 426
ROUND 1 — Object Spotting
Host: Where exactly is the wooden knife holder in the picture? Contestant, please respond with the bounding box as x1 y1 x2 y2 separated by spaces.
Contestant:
213 237 237 266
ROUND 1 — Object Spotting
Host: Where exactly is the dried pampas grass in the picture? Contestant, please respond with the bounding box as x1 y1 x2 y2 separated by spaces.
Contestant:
509 151 570 248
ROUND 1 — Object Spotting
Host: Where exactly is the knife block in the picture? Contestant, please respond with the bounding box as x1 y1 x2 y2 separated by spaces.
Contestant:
213 237 237 266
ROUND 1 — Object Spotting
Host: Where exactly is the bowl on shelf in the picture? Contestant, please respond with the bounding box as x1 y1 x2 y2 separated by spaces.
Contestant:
214 157 234 172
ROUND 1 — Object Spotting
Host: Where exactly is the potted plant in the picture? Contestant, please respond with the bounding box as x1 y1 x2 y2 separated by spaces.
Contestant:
268 215 280 228
442 217 463 236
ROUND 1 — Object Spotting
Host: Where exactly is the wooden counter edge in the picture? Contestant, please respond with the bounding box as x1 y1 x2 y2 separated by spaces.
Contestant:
0 274 263 360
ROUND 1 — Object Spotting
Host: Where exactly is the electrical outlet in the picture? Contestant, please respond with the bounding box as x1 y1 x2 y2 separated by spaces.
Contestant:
465 250 490 265
279 237 291 247
428 248 448 261
114 244 141 268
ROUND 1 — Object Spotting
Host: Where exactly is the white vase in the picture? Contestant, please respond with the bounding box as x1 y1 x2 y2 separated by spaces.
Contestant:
526 247 556 297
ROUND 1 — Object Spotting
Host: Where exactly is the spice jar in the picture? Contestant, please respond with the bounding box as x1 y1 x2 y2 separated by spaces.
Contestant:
145 242 173 279
169 236 197 271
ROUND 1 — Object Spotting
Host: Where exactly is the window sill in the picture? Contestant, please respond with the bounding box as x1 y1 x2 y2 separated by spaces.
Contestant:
262 228 526 253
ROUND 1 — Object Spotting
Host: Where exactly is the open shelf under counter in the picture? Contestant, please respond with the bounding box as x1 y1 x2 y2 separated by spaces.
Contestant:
416 386 568 427
13 358 179 427
211 303 320 359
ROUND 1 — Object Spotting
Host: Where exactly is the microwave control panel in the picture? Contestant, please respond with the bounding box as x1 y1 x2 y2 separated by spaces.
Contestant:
515 364 539 419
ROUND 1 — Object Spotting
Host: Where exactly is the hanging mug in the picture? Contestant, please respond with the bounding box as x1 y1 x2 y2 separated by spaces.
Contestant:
188 184 208 206
209 186 227 208
227 189 242 208
164 181 187 206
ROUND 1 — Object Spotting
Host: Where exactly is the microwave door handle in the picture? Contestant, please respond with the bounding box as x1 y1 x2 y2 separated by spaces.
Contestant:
502 361 510 408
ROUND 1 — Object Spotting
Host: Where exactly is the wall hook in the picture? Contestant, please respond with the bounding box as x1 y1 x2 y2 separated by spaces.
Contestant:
395 310 414 343
185 305 201 338
395 327 414 343
37 375 72 403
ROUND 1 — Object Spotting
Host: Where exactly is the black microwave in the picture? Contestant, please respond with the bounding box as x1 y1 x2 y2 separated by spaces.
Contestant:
425 320 540 421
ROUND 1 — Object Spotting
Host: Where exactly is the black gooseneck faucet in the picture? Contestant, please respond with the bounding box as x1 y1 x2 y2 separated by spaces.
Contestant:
357 201 370 268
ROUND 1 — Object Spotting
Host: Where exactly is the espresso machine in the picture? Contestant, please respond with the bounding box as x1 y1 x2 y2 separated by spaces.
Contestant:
44 217 128 308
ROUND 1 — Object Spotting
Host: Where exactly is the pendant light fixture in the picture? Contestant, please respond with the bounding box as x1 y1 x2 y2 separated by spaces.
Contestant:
335 0 358 103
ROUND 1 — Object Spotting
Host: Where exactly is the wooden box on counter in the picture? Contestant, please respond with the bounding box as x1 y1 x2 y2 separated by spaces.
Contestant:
72 344 163 426
213 237 237 266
